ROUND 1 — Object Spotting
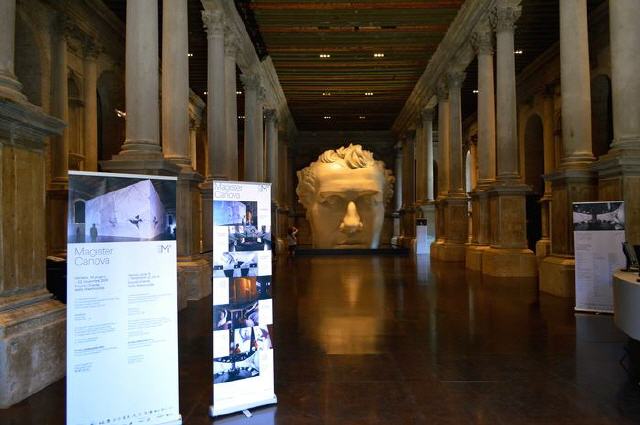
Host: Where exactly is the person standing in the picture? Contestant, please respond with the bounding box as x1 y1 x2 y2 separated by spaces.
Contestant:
287 226 298 257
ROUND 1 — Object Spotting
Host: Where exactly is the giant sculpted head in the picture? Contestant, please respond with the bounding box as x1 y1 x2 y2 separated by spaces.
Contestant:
296 144 394 249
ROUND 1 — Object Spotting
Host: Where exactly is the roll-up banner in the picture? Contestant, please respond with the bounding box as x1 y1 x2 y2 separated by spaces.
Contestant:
573 201 626 313
67 171 181 425
210 181 277 417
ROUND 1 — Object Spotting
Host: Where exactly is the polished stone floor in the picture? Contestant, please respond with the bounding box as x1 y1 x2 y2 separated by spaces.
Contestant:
2 255 640 424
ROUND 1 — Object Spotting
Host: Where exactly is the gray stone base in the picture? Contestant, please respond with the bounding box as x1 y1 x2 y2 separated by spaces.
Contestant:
0 291 66 408
482 247 537 278
539 255 575 298
465 244 489 271
178 256 212 305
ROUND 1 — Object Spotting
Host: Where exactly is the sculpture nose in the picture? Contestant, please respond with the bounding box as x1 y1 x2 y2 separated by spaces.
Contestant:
339 201 364 234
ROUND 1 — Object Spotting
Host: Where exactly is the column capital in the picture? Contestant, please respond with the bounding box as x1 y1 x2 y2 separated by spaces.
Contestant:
258 86 267 103
202 10 224 37
81 36 102 60
471 19 494 55
224 29 240 57
189 117 201 130
436 80 449 101
446 71 466 89
240 73 261 91
421 108 435 123
491 1 522 33
264 108 278 124
56 14 76 41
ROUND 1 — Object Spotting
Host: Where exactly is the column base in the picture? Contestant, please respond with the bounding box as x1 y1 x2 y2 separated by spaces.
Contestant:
0 71 28 104
482 247 537 278
0 292 66 408
437 241 466 262
539 255 575 298
535 238 551 263
465 244 489 271
178 256 211 306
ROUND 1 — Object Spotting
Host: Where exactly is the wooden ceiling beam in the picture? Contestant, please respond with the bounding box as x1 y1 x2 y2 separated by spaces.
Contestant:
260 24 449 33
251 2 464 11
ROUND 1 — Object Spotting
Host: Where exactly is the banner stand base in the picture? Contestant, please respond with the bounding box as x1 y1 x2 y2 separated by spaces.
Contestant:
209 396 278 417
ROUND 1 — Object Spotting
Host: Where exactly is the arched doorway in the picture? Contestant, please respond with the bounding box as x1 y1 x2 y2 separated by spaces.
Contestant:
524 114 544 251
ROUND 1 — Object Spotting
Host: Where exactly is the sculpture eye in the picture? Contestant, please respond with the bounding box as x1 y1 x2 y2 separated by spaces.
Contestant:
357 194 380 208
321 195 343 208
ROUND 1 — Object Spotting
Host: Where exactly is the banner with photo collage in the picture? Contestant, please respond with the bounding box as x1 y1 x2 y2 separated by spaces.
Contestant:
573 201 626 313
66 171 181 425
210 181 277 417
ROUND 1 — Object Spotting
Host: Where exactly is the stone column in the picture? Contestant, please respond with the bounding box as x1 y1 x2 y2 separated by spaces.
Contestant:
241 74 264 181
541 0 597 296
439 71 468 262
190 118 200 171
482 0 536 277
466 21 496 271
225 31 239 180
50 18 71 186
162 0 191 166
392 142 403 241
118 0 162 159
82 38 99 171
419 108 436 249
47 16 72 256
536 86 555 261
594 0 640 250
415 123 426 204
265 109 279 199
203 9 227 180
0 1 66 405
256 89 266 182
401 135 416 250
431 82 450 259
0 0 26 103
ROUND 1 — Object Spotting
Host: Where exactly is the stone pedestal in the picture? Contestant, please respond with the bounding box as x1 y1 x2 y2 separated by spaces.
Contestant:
465 191 490 271
482 184 537 277
438 196 467 262
0 99 66 408
539 169 597 296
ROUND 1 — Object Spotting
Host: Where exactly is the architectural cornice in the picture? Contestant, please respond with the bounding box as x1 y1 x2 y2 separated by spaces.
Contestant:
392 0 495 135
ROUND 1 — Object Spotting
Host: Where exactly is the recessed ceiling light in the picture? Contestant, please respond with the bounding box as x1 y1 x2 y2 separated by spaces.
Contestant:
115 108 126 118
188 53 193 57
238 115 245 119
236 90 242 95
364 92 373 96
473 89 479 94
323 115 331 119
514 49 523 55
322 92 331 96
359 116 366 119
319 53 331 58
373 53 384 58
204 91 207 95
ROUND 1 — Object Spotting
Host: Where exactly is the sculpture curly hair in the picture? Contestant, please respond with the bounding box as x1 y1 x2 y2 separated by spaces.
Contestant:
296 144 395 209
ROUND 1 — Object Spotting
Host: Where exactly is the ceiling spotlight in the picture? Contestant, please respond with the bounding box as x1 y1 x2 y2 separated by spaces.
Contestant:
373 53 384 58
238 115 245 119
473 89 479 94
359 116 366 119
322 92 331 96
364 92 373 96
323 115 332 119
319 53 331 58
204 91 208 95
236 90 242 95
514 49 523 55
115 108 126 118
188 53 194 57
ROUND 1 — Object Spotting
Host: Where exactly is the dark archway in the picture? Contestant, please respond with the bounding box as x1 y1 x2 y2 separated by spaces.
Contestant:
524 114 544 251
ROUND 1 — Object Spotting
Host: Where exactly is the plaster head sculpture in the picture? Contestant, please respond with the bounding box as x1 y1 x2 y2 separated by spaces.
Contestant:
296 144 394 249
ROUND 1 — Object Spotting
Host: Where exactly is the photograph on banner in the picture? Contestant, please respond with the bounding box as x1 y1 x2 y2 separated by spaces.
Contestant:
213 252 259 278
257 276 272 299
68 174 176 243
214 200 272 251
215 300 260 331
572 201 624 231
